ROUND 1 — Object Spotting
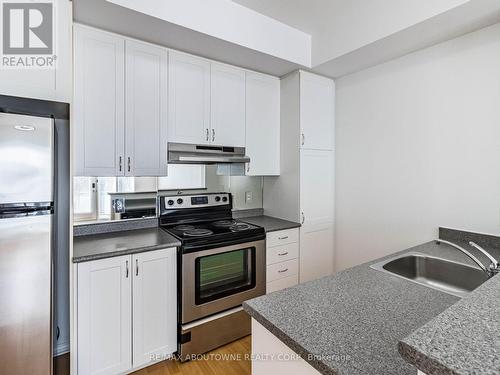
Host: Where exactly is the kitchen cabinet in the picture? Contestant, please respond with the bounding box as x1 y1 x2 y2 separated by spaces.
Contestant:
299 225 334 283
245 72 280 176
77 255 132 375
263 71 335 283
300 71 335 151
77 248 176 375
75 25 170 177
210 63 246 147
125 40 168 176
168 51 211 145
300 150 334 226
74 25 125 176
266 228 299 293
252 319 321 375
0 0 72 103
132 249 177 367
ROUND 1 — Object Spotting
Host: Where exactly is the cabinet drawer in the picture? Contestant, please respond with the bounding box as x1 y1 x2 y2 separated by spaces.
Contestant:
266 242 298 265
266 259 299 283
266 274 299 294
266 228 299 248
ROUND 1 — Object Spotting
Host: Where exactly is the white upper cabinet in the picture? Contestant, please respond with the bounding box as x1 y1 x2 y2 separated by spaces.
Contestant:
132 248 177 368
125 40 168 176
74 25 125 176
245 72 280 176
300 71 335 151
210 63 246 147
168 52 211 145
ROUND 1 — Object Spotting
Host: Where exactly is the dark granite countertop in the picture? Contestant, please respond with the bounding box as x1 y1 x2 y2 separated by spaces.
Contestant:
399 274 500 375
243 241 493 375
241 215 301 233
73 227 181 263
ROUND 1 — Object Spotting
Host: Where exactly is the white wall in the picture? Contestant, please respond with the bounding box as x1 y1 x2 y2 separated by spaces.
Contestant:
107 0 311 66
335 22 500 271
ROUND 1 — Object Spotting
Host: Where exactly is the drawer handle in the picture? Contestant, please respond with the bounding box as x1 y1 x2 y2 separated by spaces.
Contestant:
278 236 289 240
278 268 289 273
278 252 289 256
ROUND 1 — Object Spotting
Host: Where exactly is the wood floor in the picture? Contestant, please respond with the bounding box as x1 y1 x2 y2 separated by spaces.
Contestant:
54 336 251 375
132 336 251 375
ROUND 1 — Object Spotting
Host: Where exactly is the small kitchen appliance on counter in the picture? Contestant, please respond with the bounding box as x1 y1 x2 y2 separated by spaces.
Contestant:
159 192 266 361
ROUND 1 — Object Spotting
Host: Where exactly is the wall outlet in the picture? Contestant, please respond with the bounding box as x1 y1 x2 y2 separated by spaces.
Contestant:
245 191 253 203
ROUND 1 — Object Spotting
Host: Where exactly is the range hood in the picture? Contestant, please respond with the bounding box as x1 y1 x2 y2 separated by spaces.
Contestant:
168 143 250 165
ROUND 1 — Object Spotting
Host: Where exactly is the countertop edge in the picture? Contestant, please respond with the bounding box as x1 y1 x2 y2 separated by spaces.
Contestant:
72 241 181 263
240 215 301 233
243 302 338 375
398 341 459 375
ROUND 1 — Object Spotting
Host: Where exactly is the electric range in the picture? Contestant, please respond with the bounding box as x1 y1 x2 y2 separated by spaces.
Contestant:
158 192 266 361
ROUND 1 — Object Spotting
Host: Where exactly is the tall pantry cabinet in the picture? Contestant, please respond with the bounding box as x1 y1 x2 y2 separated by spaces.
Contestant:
263 71 335 283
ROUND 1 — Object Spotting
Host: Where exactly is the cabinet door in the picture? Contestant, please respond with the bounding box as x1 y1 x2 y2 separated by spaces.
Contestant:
300 149 334 227
125 40 168 176
300 71 334 151
300 225 334 283
77 256 132 375
211 63 246 147
74 25 125 176
132 248 177 367
245 72 280 175
168 52 210 145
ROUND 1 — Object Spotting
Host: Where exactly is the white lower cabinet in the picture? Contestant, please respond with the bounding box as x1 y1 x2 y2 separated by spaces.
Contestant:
252 319 321 375
266 229 299 293
77 248 177 375
299 224 334 283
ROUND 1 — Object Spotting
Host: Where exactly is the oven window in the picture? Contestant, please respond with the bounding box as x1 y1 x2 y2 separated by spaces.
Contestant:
195 247 256 305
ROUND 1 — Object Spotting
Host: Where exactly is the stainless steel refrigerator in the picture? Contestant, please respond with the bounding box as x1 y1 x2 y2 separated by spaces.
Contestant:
0 112 54 375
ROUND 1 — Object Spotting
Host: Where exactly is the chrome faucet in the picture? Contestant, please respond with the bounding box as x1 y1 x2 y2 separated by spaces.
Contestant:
435 239 499 277
469 241 500 275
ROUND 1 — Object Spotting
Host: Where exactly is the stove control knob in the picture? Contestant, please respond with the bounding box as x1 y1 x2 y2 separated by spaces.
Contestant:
215 196 221 202
177 198 183 205
222 196 228 202
167 200 174 206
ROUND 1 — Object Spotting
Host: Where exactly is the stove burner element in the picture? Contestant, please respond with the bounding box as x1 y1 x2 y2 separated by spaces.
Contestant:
174 225 196 231
229 223 251 232
184 228 214 237
212 220 237 228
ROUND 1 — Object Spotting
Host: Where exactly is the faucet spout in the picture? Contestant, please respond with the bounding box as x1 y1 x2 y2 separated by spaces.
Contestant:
435 239 490 275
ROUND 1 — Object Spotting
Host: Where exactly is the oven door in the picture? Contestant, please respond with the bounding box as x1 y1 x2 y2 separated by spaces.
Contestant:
181 239 266 324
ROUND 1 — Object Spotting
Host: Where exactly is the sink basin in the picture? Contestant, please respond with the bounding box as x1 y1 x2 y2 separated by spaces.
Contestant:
370 252 489 298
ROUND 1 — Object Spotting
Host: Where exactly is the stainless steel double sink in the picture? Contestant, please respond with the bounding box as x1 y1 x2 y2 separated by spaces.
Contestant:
370 252 489 298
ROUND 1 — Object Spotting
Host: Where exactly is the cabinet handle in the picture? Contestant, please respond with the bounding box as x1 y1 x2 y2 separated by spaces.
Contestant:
125 260 129 278
206 128 209 141
278 251 289 256
135 259 139 276
127 157 131 173
119 156 122 172
212 129 215 142
278 268 289 273
278 236 289 240
301 212 305 224
301 133 305 146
